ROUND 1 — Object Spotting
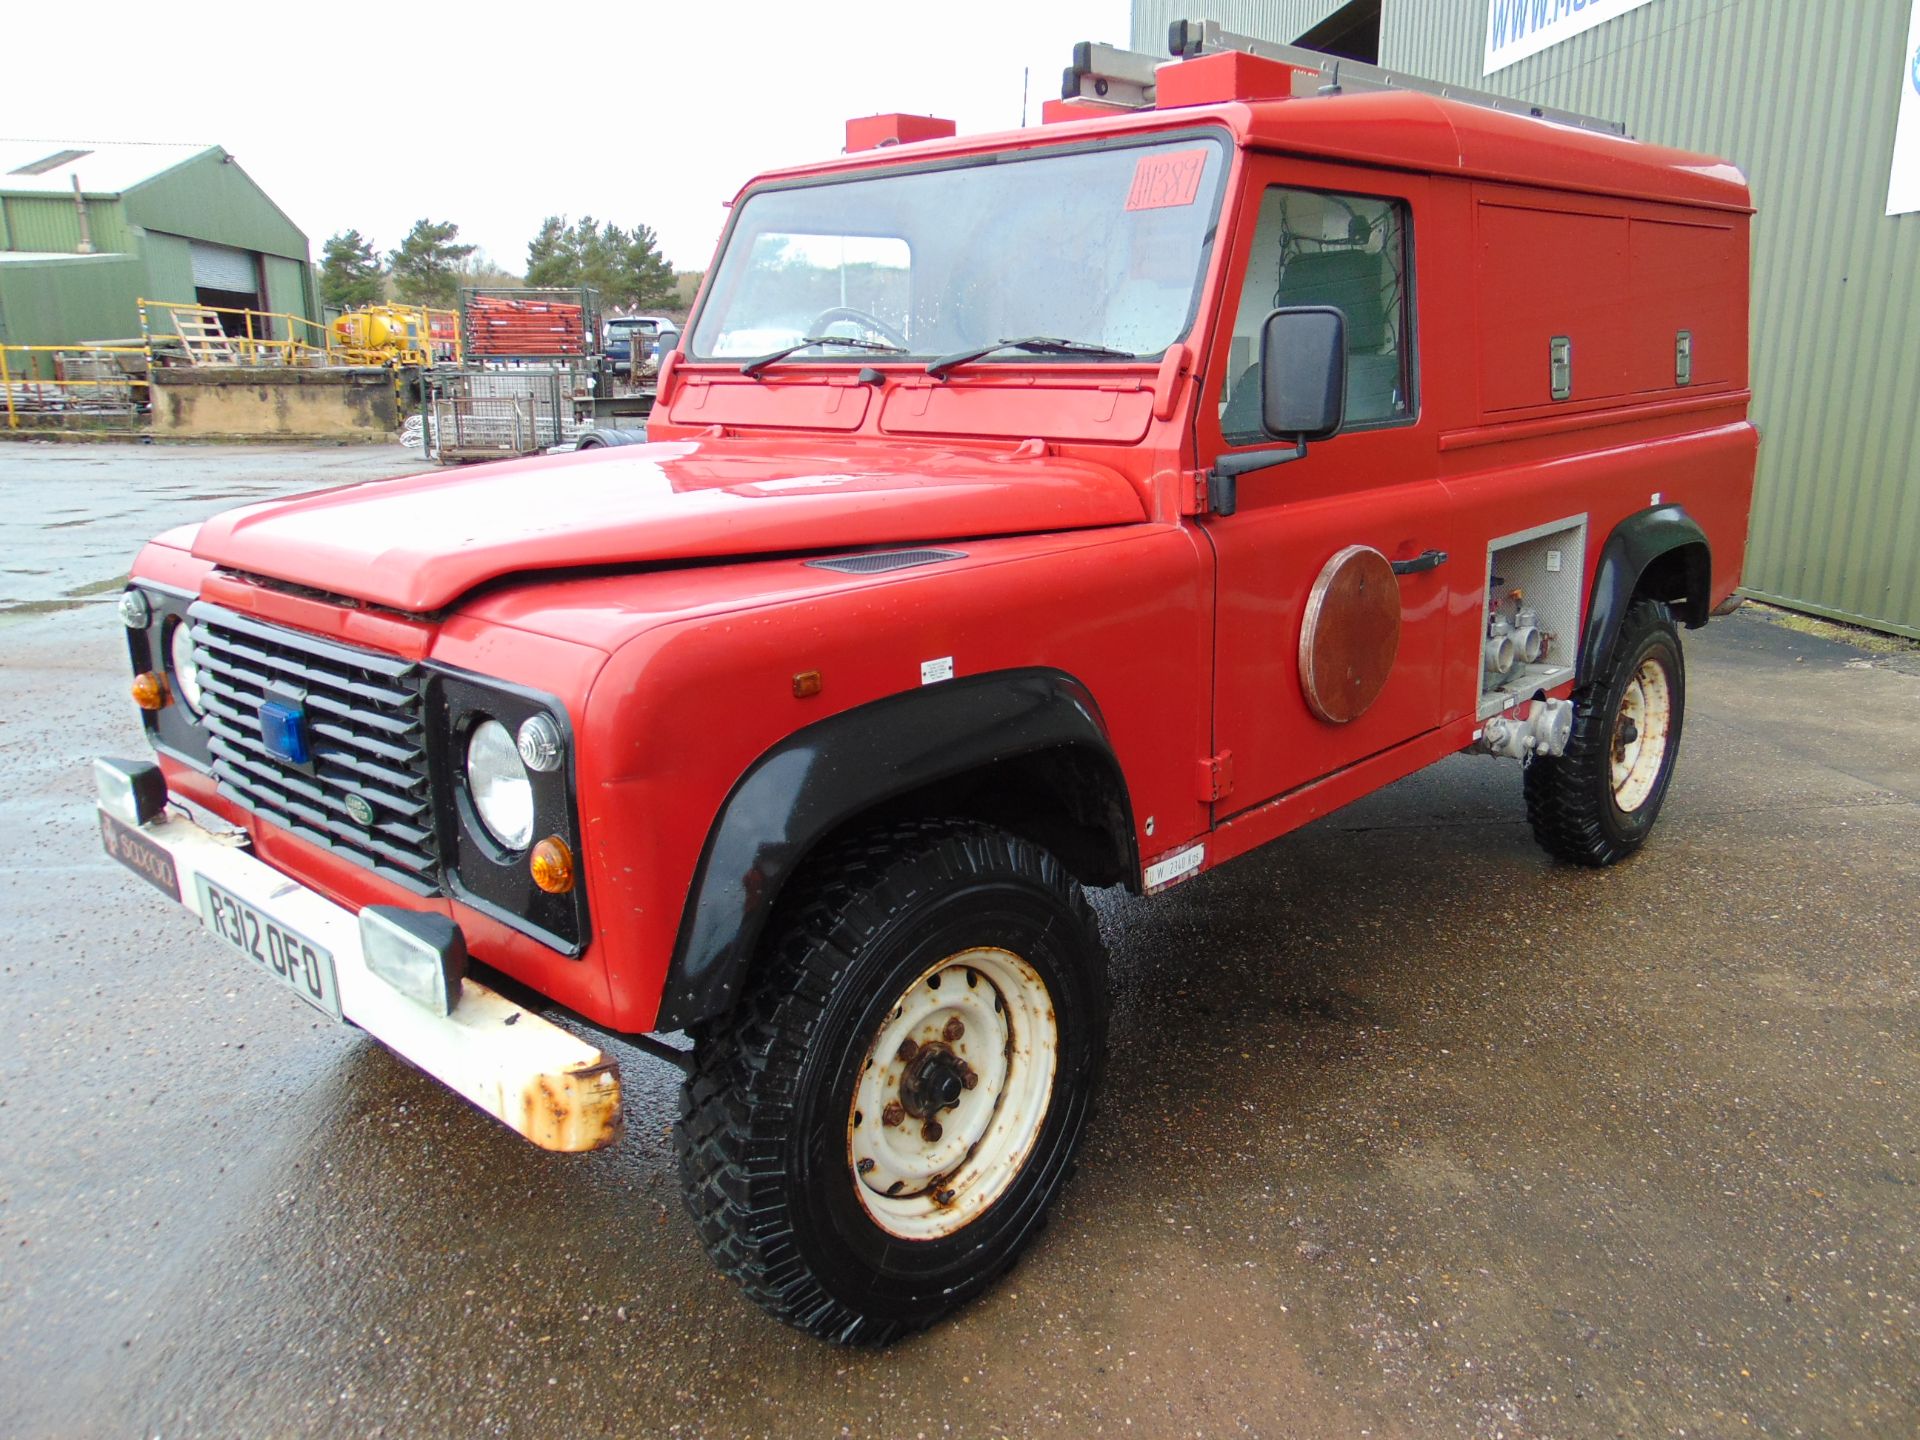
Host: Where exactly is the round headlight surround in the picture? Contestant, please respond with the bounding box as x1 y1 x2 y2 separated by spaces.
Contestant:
465 717 535 852
167 619 205 715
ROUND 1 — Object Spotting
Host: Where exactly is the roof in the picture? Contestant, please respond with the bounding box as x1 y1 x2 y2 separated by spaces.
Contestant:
0 140 217 197
743 90 1752 214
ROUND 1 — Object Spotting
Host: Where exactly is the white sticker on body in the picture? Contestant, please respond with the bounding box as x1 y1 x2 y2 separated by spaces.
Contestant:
920 656 954 685
1143 843 1205 892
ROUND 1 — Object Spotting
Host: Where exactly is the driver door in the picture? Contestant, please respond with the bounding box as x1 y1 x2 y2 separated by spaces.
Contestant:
1199 160 1455 816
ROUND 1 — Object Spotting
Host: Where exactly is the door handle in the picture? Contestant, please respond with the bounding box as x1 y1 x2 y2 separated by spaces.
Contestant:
1391 549 1448 576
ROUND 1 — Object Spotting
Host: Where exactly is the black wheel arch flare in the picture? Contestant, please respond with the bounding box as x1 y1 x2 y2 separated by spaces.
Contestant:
1578 504 1712 683
657 667 1135 1032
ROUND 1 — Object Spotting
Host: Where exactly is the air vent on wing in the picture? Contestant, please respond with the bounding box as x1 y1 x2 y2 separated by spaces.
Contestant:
806 549 967 575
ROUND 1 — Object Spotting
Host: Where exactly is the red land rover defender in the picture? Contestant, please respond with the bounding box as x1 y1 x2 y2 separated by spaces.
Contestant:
99 38 1756 1342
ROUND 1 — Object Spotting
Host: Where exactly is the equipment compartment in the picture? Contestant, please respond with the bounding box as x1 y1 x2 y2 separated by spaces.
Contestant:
1479 516 1586 718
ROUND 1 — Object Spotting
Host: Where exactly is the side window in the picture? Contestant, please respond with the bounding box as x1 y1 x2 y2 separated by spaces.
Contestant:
1218 186 1414 445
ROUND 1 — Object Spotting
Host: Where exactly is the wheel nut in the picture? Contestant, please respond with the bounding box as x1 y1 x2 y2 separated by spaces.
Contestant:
937 1188 956 1205
856 1157 875 1175
960 1065 978 1090
897 1038 919 1062
943 1017 965 1042
921 1120 943 1143
881 1101 905 1127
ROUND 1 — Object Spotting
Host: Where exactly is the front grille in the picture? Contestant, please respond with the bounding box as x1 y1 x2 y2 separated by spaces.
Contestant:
189 603 441 894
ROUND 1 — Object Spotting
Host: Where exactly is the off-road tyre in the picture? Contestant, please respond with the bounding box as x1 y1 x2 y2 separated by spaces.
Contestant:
675 819 1109 1344
1525 598 1686 866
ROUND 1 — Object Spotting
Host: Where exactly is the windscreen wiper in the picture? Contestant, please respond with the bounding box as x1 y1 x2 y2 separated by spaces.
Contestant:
740 336 906 379
924 336 1135 380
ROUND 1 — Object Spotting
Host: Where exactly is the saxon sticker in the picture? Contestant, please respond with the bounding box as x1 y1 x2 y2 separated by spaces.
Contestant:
1125 149 1208 211
1143 842 1205 893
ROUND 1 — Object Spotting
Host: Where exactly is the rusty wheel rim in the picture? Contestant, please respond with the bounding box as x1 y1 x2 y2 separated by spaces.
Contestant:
1610 655 1673 813
846 947 1057 1241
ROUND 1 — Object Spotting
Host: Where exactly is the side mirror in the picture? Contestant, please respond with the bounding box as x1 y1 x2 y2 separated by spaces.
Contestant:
1260 306 1346 441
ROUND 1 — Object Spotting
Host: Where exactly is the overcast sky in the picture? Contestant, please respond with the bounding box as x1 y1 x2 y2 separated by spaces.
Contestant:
7 1 1133 274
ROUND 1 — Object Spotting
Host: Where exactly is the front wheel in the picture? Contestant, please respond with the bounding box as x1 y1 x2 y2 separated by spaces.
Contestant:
675 820 1109 1343
1525 598 1686 866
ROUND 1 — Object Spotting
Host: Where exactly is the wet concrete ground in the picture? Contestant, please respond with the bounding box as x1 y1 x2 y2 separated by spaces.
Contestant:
3 443 1917 1439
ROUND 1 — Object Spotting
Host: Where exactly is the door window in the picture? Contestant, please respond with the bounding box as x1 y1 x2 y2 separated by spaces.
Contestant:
1217 187 1414 445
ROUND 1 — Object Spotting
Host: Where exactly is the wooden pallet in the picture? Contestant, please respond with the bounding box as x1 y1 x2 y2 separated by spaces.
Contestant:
171 309 240 366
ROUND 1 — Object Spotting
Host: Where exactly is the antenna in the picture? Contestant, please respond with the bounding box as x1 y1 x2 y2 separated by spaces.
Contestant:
1021 66 1029 128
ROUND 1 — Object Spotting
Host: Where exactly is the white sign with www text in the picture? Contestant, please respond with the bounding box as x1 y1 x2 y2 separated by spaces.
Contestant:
1483 0 1662 76
1889 0 1920 216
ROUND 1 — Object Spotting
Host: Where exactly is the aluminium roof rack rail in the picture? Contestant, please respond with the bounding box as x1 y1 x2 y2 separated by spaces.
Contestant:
1063 19 1627 139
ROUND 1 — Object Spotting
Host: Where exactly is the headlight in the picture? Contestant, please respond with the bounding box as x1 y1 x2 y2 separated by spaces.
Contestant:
465 718 534 850
168 621 204 714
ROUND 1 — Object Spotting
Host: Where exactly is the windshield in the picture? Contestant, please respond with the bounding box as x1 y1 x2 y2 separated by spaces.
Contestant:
690 135 1228 365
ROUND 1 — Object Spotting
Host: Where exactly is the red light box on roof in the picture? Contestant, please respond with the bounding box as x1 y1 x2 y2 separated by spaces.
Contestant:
845 114 957 152
1155 50 1317 108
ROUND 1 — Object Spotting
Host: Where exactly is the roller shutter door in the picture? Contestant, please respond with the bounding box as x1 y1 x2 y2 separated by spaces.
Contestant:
190 241 258 292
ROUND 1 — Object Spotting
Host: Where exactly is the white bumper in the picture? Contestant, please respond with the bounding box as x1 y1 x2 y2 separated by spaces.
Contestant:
104 804 623 1153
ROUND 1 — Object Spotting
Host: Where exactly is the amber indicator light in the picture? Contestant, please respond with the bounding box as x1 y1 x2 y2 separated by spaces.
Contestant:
792 670 823 699
131 671 170 711
530 836 575 894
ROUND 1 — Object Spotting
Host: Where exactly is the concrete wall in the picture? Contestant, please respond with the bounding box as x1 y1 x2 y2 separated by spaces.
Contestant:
149 366 397 440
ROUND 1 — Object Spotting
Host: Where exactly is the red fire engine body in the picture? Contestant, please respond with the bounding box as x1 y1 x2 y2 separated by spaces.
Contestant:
102 48 1755 1342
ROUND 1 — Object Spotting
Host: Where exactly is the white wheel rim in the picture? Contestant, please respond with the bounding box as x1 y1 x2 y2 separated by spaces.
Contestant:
846 947 1057 1241
1611 656 1673 813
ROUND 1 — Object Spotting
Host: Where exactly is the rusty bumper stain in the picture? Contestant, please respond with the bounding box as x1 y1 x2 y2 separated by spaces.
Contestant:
517 1059 624 1153
95 799 627 1157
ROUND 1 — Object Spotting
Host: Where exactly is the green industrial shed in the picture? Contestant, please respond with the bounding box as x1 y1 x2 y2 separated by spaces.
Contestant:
1127 0 1920 638
0 140 316 350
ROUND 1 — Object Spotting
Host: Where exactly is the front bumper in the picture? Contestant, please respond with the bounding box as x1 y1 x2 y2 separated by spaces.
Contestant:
97 777 623 1154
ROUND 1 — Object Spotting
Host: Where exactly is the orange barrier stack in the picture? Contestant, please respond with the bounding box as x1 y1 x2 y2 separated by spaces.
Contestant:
466 296 587 357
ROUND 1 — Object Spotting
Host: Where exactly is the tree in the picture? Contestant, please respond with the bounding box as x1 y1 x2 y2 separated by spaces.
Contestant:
454 250 525 290
524 216 570 285
318 229 383 309
524 216 675 309
389 219 475 307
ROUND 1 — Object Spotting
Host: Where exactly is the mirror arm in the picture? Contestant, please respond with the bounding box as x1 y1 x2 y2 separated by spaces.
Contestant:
1206 439 1307 517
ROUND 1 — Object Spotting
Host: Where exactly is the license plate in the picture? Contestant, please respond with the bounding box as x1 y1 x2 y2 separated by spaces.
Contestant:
100 811 181 902
195 874 343 1022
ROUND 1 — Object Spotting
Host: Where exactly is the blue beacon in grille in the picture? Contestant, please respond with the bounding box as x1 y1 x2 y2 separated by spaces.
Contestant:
258 699 311 765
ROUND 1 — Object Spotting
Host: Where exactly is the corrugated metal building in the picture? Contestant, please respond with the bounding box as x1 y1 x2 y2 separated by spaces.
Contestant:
0 140 316 348
1129 1 1920 638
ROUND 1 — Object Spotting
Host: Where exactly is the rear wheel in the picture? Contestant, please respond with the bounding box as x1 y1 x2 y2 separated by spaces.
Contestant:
675 820 1108 1343
1525 599 1686 866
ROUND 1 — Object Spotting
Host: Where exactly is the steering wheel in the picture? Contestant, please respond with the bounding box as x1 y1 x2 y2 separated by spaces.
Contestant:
808 307 911 351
